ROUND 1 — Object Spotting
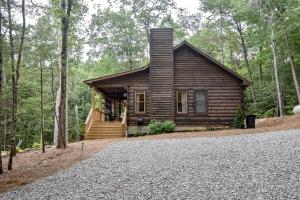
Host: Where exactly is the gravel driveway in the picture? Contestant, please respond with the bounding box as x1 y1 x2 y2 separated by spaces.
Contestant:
1 129 300 199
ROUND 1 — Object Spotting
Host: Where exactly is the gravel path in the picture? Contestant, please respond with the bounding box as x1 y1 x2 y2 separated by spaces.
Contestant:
1 129 300 199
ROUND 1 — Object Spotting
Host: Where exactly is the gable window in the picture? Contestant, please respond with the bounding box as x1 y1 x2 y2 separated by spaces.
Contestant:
177 91 187 113
135 91 145 113
195 90 207 113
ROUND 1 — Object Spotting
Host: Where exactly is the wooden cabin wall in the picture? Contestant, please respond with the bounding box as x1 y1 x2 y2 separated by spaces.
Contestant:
174 45 244 126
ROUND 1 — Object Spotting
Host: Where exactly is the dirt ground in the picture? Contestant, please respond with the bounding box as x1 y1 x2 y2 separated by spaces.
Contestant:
0 115 299 194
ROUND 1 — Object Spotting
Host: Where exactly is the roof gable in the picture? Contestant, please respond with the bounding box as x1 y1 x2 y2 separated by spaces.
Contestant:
84 41 251 87
174 41 251 86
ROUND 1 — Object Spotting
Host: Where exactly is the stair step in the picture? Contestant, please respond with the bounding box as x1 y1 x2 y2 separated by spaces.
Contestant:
89 127 122 132
88 131 122 135
85 135 123 139
90 126 123 129
89 126 122 129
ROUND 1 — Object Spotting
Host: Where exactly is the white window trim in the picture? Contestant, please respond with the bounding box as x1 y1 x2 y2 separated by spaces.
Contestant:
177 91 188 114
135 91 146 113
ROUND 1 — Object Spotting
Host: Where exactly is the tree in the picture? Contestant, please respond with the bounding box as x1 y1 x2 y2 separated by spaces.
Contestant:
117 0 176 46
0 0 3 174
7 0 26 170
57 0 73 149
89 8 147 69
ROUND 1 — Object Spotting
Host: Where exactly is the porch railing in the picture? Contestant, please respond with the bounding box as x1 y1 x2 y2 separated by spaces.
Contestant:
122 106 128 137
84 109 103 137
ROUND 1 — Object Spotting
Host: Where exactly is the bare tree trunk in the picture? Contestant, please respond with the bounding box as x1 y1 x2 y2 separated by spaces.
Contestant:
0 3 3 174
75 104 80 141
53 69 61 146
233 18 256 103
7 0 16 170
40 61 45 153
219 6 225 64
57 0 72 149
270 14 283 117
258 46 263 97
7 0 26 170
283 29 300 104
229 36 237 72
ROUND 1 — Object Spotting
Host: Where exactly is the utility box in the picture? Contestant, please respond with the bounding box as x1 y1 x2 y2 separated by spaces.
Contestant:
246 115 256 128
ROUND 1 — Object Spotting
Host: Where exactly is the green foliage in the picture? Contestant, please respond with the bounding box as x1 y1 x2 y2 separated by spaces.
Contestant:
16 147 24 153
234 107 246 129
32 143 41 150
148 120 176 135
161 121 176 133
132 128 146 137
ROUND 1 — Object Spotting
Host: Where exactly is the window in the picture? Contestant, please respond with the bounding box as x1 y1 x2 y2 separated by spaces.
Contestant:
135 91 145 113
195 90 207 113
177 91 187 113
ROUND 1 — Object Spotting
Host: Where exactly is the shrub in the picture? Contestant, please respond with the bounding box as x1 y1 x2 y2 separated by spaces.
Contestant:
32 142 41 149
16 146 24 153
234 106 246 128
148 120 163 134
161 121 176 133
148 120 176 135
133 128 146 137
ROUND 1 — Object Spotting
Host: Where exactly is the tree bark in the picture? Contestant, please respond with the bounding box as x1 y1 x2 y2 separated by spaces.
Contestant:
7 0 16 170
53 80 61 146
40 61 45 153
233 18 256 103
258 46 263 97
270 14 283 116
57 0 72 149
0 2 3 174
283 29 300 104
75 104 80 141
219 6 225 64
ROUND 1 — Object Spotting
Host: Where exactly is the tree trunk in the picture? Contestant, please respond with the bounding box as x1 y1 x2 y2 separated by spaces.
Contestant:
53 82 61 146
219 6 225 64
57 0 72 149
7 0 16 170
40 61 45 153
270 14 283 116
229 36 237 72
75 104 80 141
0 3 3 174
234 18 256 103
283 29 300 104
258 46 263 97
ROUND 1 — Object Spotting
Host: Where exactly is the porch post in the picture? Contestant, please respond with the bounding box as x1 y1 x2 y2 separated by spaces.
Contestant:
99 93 103 112
91 87 95 111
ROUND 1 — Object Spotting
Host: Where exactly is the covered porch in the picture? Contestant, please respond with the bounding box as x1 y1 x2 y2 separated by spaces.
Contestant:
84 86 128 139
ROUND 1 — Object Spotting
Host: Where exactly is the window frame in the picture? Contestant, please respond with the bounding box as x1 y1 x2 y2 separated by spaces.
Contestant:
135 91 146 114
194 90 208 115
176 90 188 114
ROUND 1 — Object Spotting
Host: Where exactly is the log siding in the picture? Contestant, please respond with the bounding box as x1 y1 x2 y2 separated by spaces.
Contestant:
84 29 250 129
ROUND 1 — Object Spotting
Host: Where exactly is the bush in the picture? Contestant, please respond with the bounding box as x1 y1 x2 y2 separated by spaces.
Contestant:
16 146 24 153
32 142 41 149
161 121 176 133
133 128 146 137
234 106 246 128
148 120 176 135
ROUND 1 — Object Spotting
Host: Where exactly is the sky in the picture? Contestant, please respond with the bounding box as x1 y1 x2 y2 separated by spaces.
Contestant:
27 0 200 25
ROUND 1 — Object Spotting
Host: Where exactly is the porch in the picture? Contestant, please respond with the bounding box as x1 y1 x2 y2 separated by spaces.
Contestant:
84 87 128 139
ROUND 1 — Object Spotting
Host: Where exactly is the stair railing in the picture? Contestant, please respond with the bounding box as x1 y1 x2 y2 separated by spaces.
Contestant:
122 106 128 137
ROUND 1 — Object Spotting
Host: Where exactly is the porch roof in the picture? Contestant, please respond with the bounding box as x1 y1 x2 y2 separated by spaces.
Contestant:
84 64 149 87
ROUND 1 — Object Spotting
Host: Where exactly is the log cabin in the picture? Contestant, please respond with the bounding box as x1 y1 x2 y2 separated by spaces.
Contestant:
84 28 250 139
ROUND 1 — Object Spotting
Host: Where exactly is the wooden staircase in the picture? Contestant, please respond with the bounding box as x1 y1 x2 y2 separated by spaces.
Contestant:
85 121 124 139
84 108 127 139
